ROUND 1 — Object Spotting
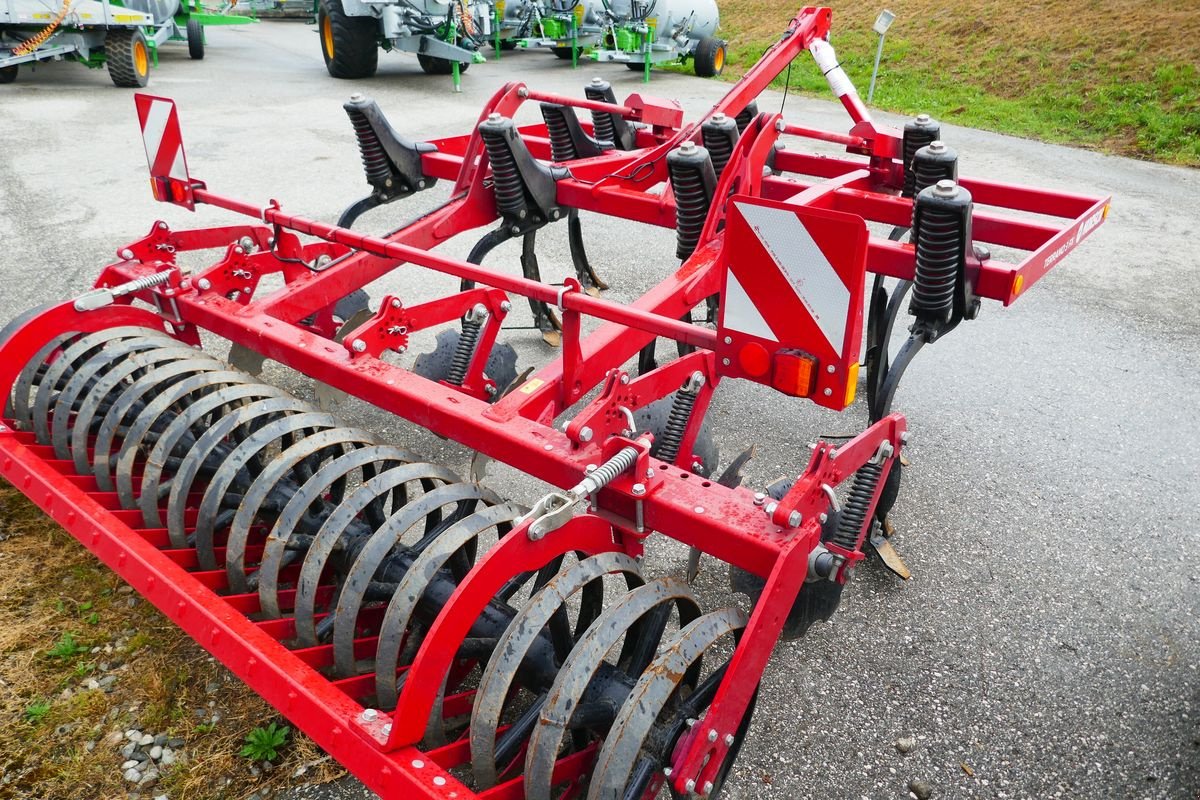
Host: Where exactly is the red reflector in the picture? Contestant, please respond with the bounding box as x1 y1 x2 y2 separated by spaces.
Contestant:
170 181 187 202
737 342 771 377
771 350 817 397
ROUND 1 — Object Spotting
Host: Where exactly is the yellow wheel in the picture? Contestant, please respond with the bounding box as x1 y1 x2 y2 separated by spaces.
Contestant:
317 0 378 79
322 14 335 60
694 35 725 78
105 28 151 88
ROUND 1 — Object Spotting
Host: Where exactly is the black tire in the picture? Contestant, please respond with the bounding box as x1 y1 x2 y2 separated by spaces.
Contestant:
416 52 468 75
186 17 204 59
693 35 725 78
551 46 574 59
492 39 517 51
318 0 378 79
106 28 151 88
0 65 16 84
625 61 644 71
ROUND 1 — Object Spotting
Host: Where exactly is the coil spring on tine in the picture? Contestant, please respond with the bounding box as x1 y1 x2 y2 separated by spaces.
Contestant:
911 208 960 320
652 383 699 465
347 107 392 187
480 127 527 217
584 91 617 147
447 316 483 386
701 120 737 178
831 460 883 551
540 104 577 162
670 159 711 261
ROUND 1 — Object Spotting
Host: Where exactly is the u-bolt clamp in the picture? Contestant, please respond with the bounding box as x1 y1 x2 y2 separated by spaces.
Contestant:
524 441 644 540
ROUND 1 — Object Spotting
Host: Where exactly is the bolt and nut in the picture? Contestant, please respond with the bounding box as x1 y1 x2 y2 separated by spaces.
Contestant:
351 339 367 353
196 278 212 291
578 426 593 442
632 483 646 496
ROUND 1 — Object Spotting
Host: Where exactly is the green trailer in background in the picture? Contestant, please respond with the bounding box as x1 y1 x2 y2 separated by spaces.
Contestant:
0 0 253 86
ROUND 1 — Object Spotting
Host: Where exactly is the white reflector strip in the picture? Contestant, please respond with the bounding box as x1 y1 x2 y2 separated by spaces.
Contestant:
736 202 850 352
141 99 172 169
723 269 776 341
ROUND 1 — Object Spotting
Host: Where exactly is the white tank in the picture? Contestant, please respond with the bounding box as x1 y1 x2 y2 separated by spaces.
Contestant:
640 0 718 42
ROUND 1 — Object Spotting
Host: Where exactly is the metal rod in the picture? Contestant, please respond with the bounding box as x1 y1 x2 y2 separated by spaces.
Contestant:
868 32 885 103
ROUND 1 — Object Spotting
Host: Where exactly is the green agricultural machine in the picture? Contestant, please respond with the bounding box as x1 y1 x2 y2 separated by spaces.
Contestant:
0 0 253 87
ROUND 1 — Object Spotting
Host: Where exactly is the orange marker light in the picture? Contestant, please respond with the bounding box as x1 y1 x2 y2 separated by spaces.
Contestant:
771 350 817 397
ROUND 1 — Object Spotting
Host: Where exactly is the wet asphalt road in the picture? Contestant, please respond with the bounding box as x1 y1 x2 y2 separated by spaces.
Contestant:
0 18 1197 800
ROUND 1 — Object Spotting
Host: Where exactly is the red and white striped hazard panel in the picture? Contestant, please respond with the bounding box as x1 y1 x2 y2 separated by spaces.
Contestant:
134 94 193 208
717 197 868 410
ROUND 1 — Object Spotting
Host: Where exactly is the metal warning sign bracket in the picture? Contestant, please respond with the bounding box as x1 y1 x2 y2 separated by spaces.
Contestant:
716 196 869 410
134 94 197 210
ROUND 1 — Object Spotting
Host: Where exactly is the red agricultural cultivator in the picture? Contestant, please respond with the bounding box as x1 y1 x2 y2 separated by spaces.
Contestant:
0 6 1108 798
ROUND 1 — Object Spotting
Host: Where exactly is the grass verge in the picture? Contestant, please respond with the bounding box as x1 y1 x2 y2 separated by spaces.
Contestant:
714 0 1200 166
0 481 342 799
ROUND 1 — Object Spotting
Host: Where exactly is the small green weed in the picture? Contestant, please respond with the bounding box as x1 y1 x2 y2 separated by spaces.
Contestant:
239 722 290 761
23 700 52 723
46 632 89 661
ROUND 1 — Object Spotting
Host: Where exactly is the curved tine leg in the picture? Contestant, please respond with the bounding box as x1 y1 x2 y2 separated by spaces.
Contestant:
165 397 311 551
89 354 225 489
10 334 76 428
257 445 419 620
520 231 563 344
459 227 514 293
567 208 608 294
373 502 526 711
292 461 460 648
865 274 888 419
115 370 246 511
50 337 175 460
330 482 493 679
225 428 376 593
874 334 925 422
140 383 289 532
470 553 644 791
194 411 338 572
524 577 702 800
32 328 172 444
587 608 748 800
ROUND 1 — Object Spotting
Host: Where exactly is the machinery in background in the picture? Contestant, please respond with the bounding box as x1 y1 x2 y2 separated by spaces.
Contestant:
0 0 253 86
317 0 492 89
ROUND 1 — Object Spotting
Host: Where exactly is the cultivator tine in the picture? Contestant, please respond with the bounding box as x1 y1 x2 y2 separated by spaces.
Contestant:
867 527 912 580
568 209 608 296
518 232 563 346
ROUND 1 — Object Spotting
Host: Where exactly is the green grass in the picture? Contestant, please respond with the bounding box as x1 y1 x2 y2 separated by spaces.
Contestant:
714 3 1200 166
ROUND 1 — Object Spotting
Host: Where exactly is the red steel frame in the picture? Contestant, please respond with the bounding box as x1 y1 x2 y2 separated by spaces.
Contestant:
0 6 1109 798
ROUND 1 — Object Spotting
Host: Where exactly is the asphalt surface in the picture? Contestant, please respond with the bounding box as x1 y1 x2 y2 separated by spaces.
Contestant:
1 19 1198 800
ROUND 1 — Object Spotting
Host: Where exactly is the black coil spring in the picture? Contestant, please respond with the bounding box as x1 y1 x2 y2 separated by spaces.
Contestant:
347 107 391 188
902 127 939 198
734 101 758 133
480 128 527 218
447 318 482 386
585 96 617 147
701 124 736 178
651 387 698 464
669 159 712 261
831 461 883 551
911 207 961 321
540 105 577 162
913 160 955 197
